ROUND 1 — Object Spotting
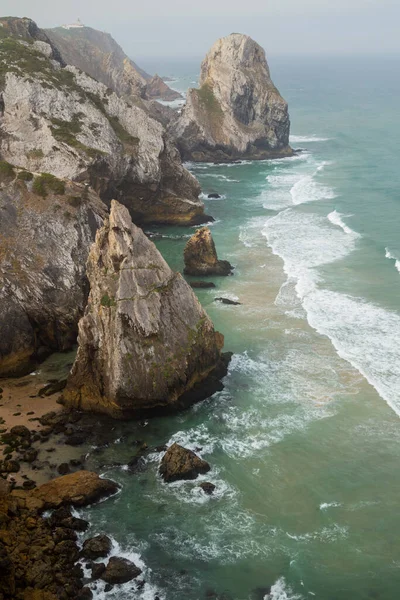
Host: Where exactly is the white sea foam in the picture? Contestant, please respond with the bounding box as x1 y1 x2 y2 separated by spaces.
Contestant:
263 210 400 416
290 134 331 143
319 501 341 510
266 577 303 600
385 247 400 274
327 210 359 236
290 171 336 206
204 173 240 183
199 192 226 200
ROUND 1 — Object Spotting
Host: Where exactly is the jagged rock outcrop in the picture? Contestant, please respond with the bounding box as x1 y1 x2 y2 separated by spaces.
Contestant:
146 74 182 101
0 18 206 226
184 227 233 276
159 443 211 482
0 164 108 377
172 33 292 162
63 200 227 418
45 26 181 102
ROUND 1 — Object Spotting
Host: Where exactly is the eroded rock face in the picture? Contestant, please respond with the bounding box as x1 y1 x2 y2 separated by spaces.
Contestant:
0 169 107 377
159 443 211 482
184 227 233 276
0 18 205 226
45 26 181 102
172 33 292 162
101 557 142 584
63 200 226 418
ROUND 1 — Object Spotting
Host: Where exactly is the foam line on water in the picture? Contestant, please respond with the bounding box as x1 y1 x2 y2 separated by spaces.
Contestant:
290 134 331 143
385 247 400 274
327 211 359 236
263 210 400 416
266 577 303 599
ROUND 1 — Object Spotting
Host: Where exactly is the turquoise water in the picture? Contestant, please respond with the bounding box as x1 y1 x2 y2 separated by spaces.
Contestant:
79 56 400 599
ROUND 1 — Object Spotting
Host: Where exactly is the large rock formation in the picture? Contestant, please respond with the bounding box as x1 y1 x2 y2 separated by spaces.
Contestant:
184 227 233 276
172 33 292 162
0 17 205 226
63 200 227 418
0 164 107 377
46 25 182 102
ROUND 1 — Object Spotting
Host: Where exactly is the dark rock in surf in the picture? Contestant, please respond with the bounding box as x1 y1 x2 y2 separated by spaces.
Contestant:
208 193 222 199
200 481 216 495
214 297 241 306
82 535 112 560
159 443 210 482
102 556 142 584
190 281 216 289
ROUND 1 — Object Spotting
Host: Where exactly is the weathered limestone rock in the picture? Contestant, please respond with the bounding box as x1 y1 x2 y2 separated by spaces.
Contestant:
0 169 107 377
63 200 227 418
0 18 206 226
30 471 119 509
184 227 233 276
159 443 210 482
172 33 292 162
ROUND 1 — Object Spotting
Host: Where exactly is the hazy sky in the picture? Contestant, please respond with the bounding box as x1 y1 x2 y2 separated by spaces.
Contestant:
2 0 399 60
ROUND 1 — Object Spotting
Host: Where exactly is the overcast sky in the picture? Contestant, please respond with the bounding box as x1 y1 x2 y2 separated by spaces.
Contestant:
2 0 399 60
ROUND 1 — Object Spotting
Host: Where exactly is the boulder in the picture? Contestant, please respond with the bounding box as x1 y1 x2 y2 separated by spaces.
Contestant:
214 297 241 306
207 193 221 199
102 557 142 584
200 482 216 495
190 281 216 289
30 471 119 509
81 535 112 560
63 201 227 418
184 227 233 276
159 443 210 482
172 33 292 162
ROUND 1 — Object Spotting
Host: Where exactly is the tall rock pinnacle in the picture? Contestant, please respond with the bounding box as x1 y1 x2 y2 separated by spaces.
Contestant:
172 33 292 162
63 201 227 418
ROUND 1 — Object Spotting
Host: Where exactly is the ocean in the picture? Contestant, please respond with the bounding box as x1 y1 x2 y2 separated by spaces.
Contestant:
79 55 400 599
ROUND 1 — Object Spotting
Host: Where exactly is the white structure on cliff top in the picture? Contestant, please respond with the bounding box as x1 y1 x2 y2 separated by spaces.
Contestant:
62 19 85 30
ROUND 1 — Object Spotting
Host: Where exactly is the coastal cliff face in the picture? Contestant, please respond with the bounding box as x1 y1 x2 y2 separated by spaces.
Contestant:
172 33 292 162
45 26 182 102
0 165 107 377
0 18 204 226
63 201 225 418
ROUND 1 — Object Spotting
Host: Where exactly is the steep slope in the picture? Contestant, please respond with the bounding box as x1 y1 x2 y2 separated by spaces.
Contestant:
0 162 107 377
63 201 227 418
172 33 292 162
45 26 182 102
0 17 205 226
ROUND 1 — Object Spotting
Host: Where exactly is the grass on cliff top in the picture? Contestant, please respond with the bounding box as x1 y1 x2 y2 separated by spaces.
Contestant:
0 160 15 181
0 36 81 94
32 173 65 197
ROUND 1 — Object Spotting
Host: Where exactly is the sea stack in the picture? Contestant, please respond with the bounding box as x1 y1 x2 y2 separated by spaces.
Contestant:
63 201 226 418
172 33 292 162
184 227 233 276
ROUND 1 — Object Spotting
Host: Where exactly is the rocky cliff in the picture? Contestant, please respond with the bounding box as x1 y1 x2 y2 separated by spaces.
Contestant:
45 26 182 102
0 17 205 226
63 201 227 418
0 162 107 377
172 33 292 162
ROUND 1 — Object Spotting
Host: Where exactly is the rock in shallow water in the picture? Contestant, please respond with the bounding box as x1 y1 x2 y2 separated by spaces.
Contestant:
184 227 233 277
159 443 211 482
102 557 142 584
82 534 112 560
63 200 227 418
